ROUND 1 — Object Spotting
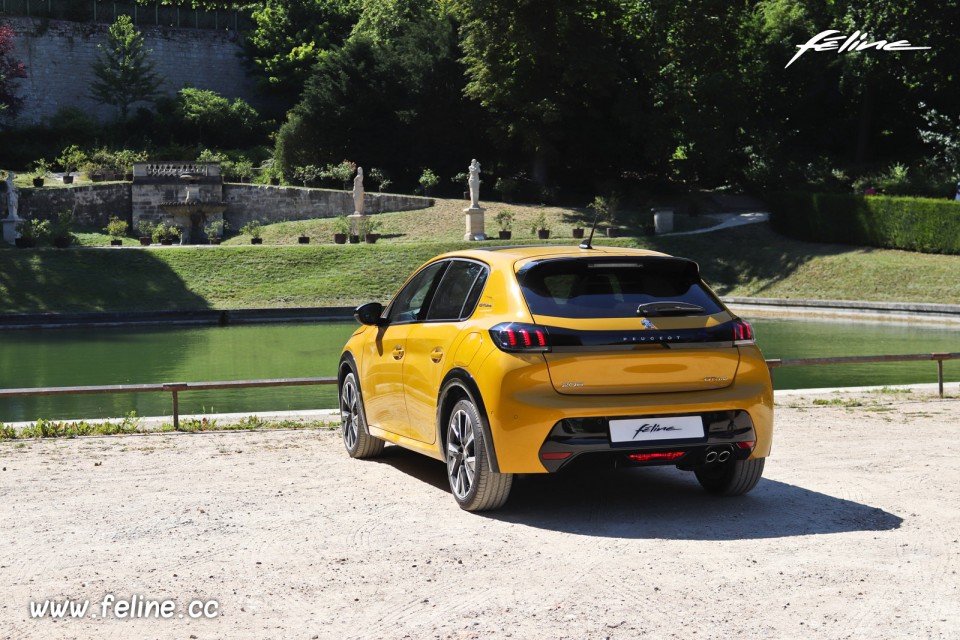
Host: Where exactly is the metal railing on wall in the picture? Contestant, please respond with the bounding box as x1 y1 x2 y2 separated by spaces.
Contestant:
0 0 253 31
0 353 957 429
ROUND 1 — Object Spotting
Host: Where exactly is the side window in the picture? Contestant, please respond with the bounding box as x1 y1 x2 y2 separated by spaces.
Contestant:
460 268 488 319
389 261 448 324
425 261 488 321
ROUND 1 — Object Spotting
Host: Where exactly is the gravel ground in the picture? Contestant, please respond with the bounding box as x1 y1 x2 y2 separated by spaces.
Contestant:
1 389 958 640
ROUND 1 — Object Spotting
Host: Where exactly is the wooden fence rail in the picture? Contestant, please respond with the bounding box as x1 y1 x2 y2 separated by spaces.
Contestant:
0 352 957 427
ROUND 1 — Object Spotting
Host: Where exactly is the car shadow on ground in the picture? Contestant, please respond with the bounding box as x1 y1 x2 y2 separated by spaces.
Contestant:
372 445 902 541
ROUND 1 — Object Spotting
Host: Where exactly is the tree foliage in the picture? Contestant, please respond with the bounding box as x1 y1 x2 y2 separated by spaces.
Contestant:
243 0 361 105
0 22 27 121
90 15 161 123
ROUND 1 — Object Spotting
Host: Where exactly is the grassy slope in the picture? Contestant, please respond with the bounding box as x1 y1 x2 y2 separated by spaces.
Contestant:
0 199 958 313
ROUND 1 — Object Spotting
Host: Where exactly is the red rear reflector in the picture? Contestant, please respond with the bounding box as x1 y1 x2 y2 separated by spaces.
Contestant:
735 441 755 449
542 452 572 460
628 451 685 463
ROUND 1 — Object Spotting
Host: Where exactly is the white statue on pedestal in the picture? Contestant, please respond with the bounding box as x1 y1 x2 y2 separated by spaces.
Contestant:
353 167 365 215
468 159 481 209
2 172 21 244
5 172 19 220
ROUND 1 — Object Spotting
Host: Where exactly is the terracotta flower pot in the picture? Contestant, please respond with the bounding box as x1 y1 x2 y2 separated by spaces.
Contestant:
537 229 550 240
62 175 74 184
348 234 360 244
298 236 310 244
110 239 122 246
572 228 585 239
251 237 263 245
498 230 512 240
606 227 621 238
32 178 44 188
270 178 281 186
209 237 221 245
364 233 379 244
334 233 347 245
139 237 151 246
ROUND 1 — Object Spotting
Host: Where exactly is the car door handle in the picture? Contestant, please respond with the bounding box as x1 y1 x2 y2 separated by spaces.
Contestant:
430 347 443 363
392 345 404 360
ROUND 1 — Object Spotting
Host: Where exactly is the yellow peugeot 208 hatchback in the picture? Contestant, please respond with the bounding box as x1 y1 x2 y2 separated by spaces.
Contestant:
338 245 773 511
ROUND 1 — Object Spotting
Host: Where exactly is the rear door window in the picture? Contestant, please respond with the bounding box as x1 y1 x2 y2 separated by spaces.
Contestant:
425 260 488 321
517 257 724 319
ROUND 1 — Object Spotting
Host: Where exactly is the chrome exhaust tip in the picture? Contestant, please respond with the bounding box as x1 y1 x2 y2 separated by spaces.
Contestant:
704 451 718 463
717 450 731 463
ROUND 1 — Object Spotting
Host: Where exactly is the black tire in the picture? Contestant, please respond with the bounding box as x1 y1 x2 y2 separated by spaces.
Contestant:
445 399 513 511
695 457 765 496
339 371 384 459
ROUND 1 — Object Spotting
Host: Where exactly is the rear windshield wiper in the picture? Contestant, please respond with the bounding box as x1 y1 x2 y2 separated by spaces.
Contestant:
636 301 706 317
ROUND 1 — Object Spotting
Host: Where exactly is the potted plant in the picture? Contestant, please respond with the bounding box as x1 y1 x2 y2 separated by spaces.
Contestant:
369 168 391 193
152 222 171 245
531 210 550 240
359 217 381 244
233 157 254 183
260 160 281 185
294 165 321 188
204 220 224 244
241 220 263 244
294 221 310 244
495 176 518 203
419 168 439 197
137 220 156 246
30 158 51 187
333 215 350 244
494 209 514 240
57 145 88 185
14 219 49 248
326 159 357 190
115 149 146 181
171 225 184 245
451 171 469 199
51 210 75 248
104 216 128 246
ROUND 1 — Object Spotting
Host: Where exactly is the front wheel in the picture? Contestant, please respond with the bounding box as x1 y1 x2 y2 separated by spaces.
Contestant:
695 457 765 496
445 399 513 511
339 371 384 459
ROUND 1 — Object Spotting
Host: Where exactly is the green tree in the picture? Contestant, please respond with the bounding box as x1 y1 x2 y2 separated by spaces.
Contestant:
275 0 483 188
244 0 361 106
452 0 642 189
176 87 262 147
0 22 27 120
91 15 160 123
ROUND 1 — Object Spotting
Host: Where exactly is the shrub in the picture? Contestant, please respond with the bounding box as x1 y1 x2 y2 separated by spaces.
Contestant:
494 209 513 231
104 217 129 239
241 220 263 239
419 168 439 193
767 192 960 255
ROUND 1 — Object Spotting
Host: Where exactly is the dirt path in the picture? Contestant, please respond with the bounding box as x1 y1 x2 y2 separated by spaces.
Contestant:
1 390 958 639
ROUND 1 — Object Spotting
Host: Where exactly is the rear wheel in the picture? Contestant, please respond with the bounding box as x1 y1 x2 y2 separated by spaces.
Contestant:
445 399 513 511
339 371 384 459
695 457 764 496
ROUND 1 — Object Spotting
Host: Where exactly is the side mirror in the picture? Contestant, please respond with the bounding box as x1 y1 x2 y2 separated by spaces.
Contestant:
354 302 385 326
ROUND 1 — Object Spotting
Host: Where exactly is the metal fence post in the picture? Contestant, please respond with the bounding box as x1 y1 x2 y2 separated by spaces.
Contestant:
172 390 179 429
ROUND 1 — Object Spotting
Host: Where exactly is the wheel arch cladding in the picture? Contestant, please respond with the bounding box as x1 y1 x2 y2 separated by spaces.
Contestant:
437 369 500 473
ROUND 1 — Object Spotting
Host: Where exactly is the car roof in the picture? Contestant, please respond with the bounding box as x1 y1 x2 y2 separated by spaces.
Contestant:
435 244 672 268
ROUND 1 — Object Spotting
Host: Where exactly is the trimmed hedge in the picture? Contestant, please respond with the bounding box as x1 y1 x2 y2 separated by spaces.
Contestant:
767 192 960 255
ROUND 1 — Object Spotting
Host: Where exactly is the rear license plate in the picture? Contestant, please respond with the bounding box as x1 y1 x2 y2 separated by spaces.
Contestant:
609 416 704 443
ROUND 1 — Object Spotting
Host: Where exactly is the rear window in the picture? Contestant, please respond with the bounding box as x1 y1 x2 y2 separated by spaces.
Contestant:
516 257 725 319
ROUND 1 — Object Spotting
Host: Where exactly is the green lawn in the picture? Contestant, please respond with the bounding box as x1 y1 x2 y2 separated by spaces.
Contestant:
1 199 958 313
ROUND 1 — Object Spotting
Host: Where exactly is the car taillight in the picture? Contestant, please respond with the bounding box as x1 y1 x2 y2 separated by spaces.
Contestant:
489 323 550 353
732 319 755 345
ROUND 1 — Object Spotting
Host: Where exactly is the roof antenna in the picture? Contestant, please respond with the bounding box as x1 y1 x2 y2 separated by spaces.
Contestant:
579 209 601 250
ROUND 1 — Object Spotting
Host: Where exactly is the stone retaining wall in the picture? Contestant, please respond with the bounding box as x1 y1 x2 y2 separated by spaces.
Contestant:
222 184 433 228
8 182 433 231
16 183 131 228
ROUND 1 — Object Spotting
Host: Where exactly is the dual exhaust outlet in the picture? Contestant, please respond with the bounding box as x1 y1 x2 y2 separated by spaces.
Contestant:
703 446 732 464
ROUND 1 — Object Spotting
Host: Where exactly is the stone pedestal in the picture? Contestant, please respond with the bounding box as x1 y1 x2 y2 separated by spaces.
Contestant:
348 213 367 236
2 218 19 245
654 208 674 234
464 207 486 241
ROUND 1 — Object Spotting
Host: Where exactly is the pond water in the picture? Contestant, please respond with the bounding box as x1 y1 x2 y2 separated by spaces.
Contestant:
1 317 957 422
